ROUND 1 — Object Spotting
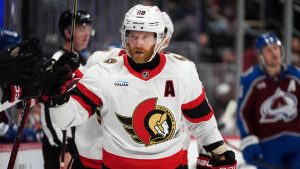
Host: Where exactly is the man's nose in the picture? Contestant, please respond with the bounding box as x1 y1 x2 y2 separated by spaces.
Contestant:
135 37 144 47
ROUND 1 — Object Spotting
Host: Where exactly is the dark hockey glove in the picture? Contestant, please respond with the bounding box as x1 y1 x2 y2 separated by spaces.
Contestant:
0 82 45 103
0 38 45 86
41 77 79 107
42 52 79 96
41 52 79 107
197 154 213 169
209 150 237 169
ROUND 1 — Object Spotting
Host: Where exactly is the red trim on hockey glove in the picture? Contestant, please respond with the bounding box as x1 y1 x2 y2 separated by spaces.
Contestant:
74 69 83 78
102 149 183 169
9 85 22 102
197 154 213 169
212 160 237 169
76 82 102 106
79 155 102 169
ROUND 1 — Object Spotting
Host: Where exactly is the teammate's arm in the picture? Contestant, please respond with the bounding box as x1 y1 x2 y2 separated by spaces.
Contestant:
0 38 47 109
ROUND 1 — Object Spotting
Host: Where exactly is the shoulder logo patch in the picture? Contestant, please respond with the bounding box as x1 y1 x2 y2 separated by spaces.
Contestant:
103 58 118 64
172 54 189 61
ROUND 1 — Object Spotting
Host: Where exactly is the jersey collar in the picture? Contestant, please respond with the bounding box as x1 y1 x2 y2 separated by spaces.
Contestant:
123 53 166 81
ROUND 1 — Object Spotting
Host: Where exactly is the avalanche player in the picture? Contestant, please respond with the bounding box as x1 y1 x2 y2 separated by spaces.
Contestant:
50 4 236 169
237 32 300 169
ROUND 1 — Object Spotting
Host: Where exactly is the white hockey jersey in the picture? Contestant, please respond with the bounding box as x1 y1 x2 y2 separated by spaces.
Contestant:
74 48 123 168
50 53 223 169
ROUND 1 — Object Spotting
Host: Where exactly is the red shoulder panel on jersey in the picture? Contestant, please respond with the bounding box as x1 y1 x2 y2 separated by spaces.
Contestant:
181 89 214 123
79 155 102 169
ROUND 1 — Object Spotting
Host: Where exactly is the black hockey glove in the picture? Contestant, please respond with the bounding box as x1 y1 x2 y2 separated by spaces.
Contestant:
0 38 46 86
42 52 80 107
209 150 237 169
0 82 44 103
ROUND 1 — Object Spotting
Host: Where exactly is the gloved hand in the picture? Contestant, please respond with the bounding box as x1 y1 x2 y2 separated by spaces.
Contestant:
42 52 80 107
0 38 47 86
197 154 213 169
43 52 79 96
1 83 46 103
210 150 237 169
241 135 263 165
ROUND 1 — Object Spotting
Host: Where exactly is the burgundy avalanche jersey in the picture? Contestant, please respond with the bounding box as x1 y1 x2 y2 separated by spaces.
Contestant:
50 53 223 169
237 64 300 141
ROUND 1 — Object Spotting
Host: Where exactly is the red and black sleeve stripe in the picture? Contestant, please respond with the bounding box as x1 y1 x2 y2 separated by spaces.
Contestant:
181 89 213 123
69 82 103 117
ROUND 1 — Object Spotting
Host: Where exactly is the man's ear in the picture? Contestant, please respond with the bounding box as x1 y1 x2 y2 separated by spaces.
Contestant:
64 28 71 40
258 54 265 64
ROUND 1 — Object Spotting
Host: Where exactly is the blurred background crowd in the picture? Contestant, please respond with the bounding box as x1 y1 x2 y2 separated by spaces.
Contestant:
0 0 300 142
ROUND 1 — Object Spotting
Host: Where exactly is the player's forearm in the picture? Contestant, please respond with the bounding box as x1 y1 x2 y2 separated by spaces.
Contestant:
189 115 225 148
50 97 89 129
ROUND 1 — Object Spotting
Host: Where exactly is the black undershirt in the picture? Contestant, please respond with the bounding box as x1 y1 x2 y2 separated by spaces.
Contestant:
127 53 160 72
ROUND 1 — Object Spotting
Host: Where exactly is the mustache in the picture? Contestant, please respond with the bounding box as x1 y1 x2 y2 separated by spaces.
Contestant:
133 48 145 53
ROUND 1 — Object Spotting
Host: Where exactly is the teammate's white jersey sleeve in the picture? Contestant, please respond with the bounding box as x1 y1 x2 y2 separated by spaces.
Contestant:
0 87 20 111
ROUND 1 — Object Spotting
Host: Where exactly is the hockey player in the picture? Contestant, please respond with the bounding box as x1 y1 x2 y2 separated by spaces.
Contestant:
71 11 177 169
237 32 300 169
41 9 92 169
49 4 236 169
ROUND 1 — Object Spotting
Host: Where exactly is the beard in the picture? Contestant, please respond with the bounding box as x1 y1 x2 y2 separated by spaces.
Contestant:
127 44 156 64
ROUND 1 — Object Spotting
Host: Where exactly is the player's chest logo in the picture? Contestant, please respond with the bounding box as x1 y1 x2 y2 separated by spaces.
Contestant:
260 88 298 123
115 98 176 146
